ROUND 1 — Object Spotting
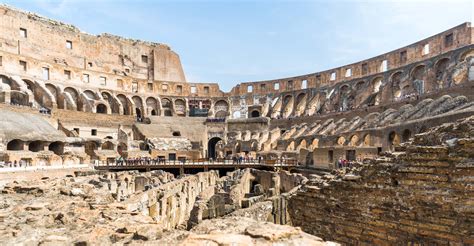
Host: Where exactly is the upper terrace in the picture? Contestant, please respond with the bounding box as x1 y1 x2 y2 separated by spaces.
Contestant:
230 22 473 96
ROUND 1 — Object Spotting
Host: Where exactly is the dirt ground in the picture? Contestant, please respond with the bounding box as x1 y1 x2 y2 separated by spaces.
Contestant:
0 167 93 188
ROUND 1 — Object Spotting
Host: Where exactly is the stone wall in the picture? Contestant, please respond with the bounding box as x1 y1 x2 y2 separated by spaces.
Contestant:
288 116 474 245
123 171 219 230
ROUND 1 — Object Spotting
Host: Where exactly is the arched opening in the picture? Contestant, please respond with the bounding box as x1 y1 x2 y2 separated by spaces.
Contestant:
310 138 319 150
85 141 98 157
101 92 120 114
117 94 132 115
208 137 222 159
434 58 450 89
362 134 372 146
146 97 160 116
233 111 241 119
172 131 181 137
349 135 359 147
117 143 128 157
28 141 44 152
250 110 260 118
175 99 186 116
101 141 115 150
235 142 241 154
214 100 229 118
388 131 400 150
355 81 365 91
372 77 383 93
135 108 142 121
132 96 144 118
48 141 64 155
96 104 107 114
411 65 426 95
282 95 294 117
162 98 173 116
7 139 23 151
390 72 402 99
64 87 79 111
337 136 346 146
402 129 411 142
286 141 295 151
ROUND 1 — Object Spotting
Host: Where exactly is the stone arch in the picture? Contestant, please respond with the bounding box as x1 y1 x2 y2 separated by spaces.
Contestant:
434 58 450 89
48 141 64 155
339 85 352 111
117 94 132 115
208 137 222 159
162 98 173 116
371 77 383 93
83 90 98 100
80 90 97 112
388 131 401 150
310 138 319 150
411 64 426 95
132 96 144 118
459 49 474 62
146 97 160 116
23 79 53 108
250 110 260 118
101 91 120 114
282 94 294 118
7 139 23 151
101 141 115 150
0 75 13 90
340 84 350 94
337 136 346 146
233 110 241 119
28 141 44 152
354 81 366 91
235 142 241 153
63 87 79 111
349 134 360 147
117 143 128 157
214 100 229 118
294 92 307 116
45 83 62 108
286 141 295 151
96 103 107 114
307 93 324 116
362 134 372 146
297 139 307 150
389 71 403 99
402 129 412 142
174 98 186 116
370 77 383 106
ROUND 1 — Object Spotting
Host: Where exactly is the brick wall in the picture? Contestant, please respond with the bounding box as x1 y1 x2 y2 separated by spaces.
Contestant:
288 117 474 245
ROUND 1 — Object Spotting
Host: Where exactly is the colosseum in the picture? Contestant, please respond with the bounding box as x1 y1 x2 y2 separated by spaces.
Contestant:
0 4 473 245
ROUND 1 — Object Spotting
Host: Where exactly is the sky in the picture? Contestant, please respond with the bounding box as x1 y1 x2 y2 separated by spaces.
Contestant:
3 0 473 91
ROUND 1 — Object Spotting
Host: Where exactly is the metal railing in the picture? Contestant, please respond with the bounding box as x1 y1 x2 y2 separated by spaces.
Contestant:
95 158 298 167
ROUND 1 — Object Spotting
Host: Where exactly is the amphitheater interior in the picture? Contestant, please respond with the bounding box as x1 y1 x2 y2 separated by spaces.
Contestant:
0 5 473 245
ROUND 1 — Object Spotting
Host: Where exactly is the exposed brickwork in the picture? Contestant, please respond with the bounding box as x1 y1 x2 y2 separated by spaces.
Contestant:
288 117 474 245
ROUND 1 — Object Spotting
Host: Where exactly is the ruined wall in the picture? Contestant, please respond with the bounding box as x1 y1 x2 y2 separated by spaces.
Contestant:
288 117 474 245
0 5 185 83
123 171 219 230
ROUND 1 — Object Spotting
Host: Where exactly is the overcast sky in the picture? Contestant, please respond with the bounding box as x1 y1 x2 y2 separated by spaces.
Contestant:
4 0 473 91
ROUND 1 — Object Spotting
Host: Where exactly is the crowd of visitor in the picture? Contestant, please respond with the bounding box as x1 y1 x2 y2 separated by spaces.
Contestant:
336 158 360 169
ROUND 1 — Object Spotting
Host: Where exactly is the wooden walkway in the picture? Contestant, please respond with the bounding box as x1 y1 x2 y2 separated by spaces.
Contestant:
94 159 297 173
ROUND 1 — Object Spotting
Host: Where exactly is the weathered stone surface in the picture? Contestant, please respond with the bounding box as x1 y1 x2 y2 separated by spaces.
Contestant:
288 117 474 245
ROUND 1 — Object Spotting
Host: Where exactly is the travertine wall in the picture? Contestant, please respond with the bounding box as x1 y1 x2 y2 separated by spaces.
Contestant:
288 117 474 245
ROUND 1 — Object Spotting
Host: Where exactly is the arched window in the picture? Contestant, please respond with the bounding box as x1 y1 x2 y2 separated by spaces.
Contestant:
96 104 107 114
250 110 260 118
7 139 23 151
